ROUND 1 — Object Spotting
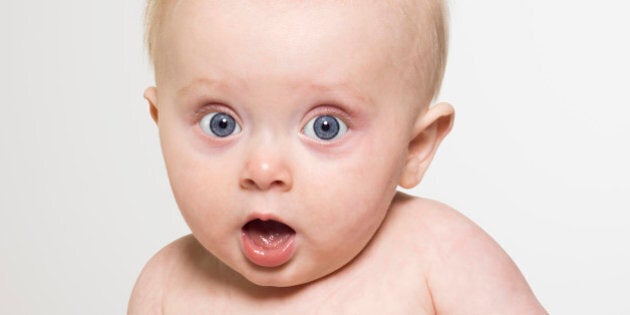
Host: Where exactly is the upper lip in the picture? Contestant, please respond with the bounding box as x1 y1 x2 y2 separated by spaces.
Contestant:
243 211 293 228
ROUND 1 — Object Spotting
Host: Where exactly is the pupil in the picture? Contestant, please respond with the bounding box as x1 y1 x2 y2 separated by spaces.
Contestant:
321 120 330 131
219 118 228 129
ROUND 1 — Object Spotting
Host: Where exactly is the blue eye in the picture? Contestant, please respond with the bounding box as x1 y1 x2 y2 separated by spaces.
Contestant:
199 112 241 137
303 115 347 141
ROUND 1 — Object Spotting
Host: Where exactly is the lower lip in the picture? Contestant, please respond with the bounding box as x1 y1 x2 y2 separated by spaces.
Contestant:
240 230 296 268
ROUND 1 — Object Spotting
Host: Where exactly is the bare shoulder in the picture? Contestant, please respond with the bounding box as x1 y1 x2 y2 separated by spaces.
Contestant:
386 192 483 246
128 234 202 315
389 192 547 314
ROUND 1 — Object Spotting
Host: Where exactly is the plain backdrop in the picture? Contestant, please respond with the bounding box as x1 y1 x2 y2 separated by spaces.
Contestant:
1 0 628 314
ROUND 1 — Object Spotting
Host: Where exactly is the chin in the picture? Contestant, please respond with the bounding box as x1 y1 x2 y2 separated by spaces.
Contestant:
239 264 320 288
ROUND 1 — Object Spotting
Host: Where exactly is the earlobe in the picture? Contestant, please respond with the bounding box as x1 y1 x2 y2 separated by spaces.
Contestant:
144 86 159 124
399 156 422 189
399 102 454 189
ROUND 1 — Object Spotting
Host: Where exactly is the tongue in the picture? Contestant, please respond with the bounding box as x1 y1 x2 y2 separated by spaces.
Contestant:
244 219 295 249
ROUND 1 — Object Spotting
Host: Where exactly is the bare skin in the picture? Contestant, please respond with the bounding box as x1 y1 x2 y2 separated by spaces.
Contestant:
129 1 547 313
129 193 546 314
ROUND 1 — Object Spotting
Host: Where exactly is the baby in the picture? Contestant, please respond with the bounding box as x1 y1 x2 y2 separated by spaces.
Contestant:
129 0 546 314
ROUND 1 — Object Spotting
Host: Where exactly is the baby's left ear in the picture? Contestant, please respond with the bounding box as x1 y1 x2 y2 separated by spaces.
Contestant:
399 102 454 189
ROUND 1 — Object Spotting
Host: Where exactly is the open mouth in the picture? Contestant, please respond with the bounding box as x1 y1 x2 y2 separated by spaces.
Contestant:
241 219 296 268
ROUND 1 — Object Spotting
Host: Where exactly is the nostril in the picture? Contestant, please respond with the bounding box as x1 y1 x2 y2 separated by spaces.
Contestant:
269 180 288 189
240 178 258 190
240 178 290 191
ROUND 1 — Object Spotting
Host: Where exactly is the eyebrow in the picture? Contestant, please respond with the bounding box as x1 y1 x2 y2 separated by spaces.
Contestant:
176 77 232 99
303 81 374 107
176 77 374 107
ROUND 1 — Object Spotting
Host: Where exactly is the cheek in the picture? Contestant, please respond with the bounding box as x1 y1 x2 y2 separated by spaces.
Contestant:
329 135 405 194
160 126 238 230
299 135 406 237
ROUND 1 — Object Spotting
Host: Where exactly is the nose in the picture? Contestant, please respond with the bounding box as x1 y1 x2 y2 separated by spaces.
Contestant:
239 146 293 192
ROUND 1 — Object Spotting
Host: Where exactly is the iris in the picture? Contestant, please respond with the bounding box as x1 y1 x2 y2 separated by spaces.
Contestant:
312 115 340 140
199 112 240 137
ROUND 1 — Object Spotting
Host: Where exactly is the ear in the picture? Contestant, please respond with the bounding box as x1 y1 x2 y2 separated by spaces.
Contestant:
143 86 159 124
399 102 454 189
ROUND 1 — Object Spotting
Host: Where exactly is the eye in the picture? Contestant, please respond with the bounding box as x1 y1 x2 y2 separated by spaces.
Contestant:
199 112 241 137
303 114 348 141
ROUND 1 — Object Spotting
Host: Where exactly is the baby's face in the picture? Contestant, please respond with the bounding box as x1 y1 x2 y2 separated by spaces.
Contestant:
150 0 424 286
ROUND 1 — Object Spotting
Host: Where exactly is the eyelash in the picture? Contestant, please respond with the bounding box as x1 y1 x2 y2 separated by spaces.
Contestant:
193 104 241 124
303 105 353 128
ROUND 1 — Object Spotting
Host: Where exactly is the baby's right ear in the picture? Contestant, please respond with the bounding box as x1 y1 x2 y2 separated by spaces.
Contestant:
143 86 159 124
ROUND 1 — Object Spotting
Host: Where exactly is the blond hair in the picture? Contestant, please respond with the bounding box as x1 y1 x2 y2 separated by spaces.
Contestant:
143 0 168 66
143 0 448 102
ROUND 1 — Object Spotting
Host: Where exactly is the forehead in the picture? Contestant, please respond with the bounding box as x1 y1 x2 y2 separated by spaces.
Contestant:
155 0 417 99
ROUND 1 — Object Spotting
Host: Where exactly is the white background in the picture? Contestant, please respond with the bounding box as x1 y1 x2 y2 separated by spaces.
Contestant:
1 1 628 314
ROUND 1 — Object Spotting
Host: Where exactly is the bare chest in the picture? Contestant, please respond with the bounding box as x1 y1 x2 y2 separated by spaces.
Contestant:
163 281 432 315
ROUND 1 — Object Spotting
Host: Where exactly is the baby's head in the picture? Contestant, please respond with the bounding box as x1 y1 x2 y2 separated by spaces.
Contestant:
145 0 448 109
143 0 453 287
